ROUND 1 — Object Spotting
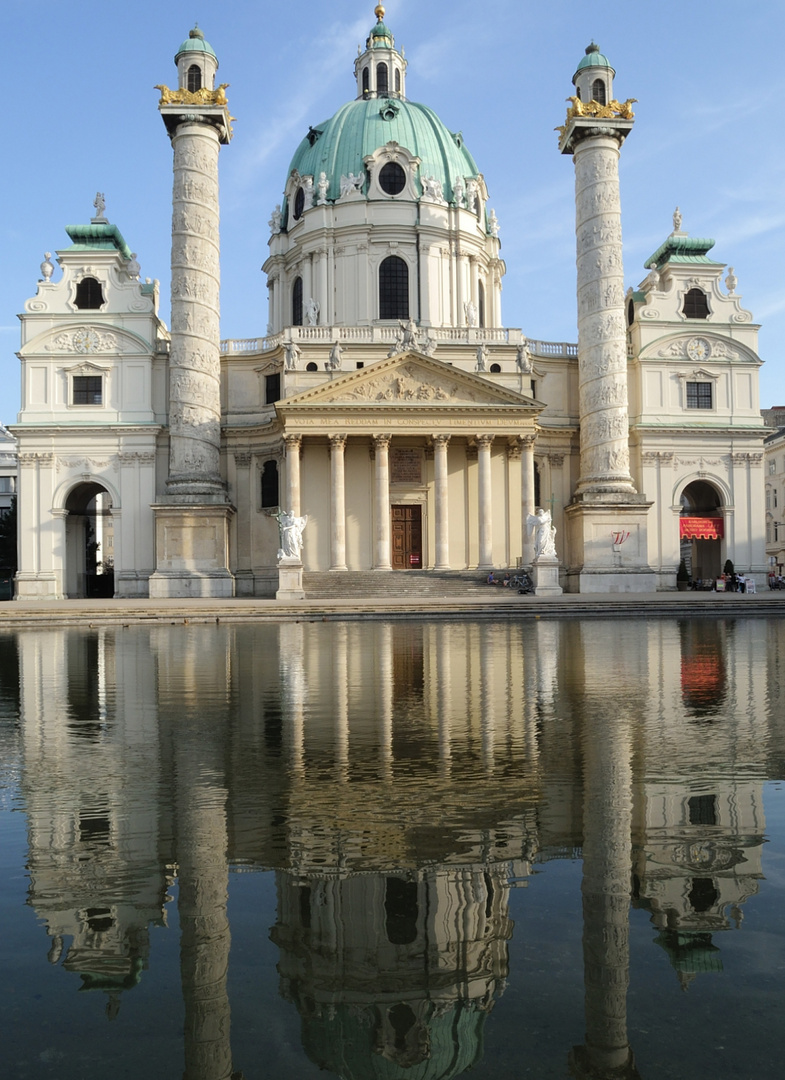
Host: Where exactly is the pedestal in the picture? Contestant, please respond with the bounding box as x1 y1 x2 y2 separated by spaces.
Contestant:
564 496 658 593
276 559 305 601
532 556 563 596
149 504 235 598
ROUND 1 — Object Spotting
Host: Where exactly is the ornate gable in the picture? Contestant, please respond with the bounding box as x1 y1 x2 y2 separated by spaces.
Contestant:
279 351 540 409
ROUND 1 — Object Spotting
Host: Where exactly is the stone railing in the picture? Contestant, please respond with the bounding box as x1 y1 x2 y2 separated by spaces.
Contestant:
220 328 578 359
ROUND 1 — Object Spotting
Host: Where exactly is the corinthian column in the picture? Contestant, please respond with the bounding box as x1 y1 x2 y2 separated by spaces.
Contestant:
520 435 536 566
433 434 451 569
329 435 348 571
476 435 494 569
284 434 302 516
373 434 392 570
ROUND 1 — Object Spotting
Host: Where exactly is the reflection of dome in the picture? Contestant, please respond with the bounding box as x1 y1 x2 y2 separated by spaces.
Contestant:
285 97 480 209
300 1000 486 1080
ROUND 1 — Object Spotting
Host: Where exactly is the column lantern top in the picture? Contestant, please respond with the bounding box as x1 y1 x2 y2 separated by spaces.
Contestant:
157 26 233 144
557 42 636 156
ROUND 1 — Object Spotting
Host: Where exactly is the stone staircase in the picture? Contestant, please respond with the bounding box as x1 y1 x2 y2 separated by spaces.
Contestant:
302 569 521 599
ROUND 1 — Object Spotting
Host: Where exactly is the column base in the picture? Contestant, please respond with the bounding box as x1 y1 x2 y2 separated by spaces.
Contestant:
149 504 235 599
532 556 563 596
564 496 657 594
13 573 63 601
277 560 305 600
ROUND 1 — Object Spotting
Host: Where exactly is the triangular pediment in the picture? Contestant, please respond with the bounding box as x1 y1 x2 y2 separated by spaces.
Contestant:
279 350 541 409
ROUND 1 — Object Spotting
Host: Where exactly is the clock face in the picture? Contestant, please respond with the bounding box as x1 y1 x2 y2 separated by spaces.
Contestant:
73 329 100 353
687 337 710 362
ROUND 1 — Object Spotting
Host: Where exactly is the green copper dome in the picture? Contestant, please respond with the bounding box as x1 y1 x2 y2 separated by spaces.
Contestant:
574 42 615 78
175 26 217 63
285 97 481 209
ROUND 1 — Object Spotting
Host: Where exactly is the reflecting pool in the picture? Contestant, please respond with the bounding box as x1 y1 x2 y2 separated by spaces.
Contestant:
1 618 784 1079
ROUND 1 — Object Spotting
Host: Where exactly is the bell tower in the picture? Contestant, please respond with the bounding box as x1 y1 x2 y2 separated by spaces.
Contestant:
149 27 235 598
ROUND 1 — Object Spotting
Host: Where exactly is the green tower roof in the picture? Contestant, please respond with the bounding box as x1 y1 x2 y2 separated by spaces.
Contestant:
63 222 133 261
175 26 217 63
644 234 720 270
285 97 480 211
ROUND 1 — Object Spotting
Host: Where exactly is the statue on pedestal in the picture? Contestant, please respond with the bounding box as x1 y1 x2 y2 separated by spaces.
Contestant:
528 508 557 559
273 509 308 561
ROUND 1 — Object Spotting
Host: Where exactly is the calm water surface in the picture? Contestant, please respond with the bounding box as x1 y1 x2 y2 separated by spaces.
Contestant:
0 618 784 1080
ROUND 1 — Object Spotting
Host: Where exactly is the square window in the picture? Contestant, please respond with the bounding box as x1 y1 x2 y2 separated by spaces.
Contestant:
686 381 712 409
73 375 103 405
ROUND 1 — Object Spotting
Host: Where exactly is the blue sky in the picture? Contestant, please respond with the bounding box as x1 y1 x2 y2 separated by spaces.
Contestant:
2 0 783 424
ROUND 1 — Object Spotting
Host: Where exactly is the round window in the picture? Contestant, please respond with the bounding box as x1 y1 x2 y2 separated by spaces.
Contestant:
379 162 406 196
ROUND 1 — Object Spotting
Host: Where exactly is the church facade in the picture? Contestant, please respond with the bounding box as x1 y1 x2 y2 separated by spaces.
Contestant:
12 9 767 599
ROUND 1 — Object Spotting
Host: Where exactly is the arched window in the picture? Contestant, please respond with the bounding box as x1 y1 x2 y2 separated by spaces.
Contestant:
261 460 279 508
292 277 303 326
293 187 305 221
478 281 486 328
187 64 202 92
362 67 369 95
592 78 606 105
376 62 389 94
683 287 710 319
74 277 104 310
379 256 409 320
394 68 401 94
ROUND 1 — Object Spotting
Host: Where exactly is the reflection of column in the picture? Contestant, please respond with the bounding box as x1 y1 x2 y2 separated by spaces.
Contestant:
281 622 306 777
373 435 392 570
433 435 451 569
477 435 494 568
377 623 394 779
334 623 349 781
284 434 302 516
570 666 639 1079
435 623 453 778
521 436 536 566
480 625 495 774
329 435 348 571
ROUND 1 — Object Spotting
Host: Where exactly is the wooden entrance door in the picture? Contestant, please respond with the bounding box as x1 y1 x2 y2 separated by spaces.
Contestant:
391 505 422 570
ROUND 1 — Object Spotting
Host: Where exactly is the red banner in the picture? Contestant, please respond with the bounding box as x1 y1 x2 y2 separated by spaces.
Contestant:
680 516 724 540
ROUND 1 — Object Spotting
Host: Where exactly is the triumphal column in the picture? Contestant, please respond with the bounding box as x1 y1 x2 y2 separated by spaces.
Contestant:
150 27 235 597
559 45 656 592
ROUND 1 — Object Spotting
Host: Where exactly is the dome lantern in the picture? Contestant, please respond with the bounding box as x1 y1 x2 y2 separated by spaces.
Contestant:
354 4 407 100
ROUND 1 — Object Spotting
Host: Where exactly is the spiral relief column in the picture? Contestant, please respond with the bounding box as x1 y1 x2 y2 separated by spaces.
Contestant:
559 44 655 593
150 27 235 598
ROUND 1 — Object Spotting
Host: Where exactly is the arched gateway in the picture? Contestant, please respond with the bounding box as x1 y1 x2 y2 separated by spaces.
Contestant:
64 482 115 598
679 480 724 582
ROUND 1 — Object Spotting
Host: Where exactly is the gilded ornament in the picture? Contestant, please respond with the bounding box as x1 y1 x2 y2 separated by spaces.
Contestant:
155 83 231 107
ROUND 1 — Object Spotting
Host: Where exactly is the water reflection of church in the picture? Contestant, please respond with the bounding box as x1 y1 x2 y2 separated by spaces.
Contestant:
16 616 777 1078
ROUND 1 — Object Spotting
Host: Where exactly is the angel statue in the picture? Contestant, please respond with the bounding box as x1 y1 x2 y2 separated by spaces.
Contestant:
273 509 308 561
527 508 557 559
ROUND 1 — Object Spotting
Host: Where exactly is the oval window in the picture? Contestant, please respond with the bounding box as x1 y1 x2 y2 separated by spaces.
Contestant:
379 162 406 195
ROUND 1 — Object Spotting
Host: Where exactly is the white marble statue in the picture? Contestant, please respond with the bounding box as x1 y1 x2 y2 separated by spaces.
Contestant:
93 191 107 220
326 342 344 370
302 176 315 210
305 297 320 326
672 206 682 233
269 204 283 233
420 332 437 357
283 340 301 370
464 300 478 327
421 174 444 201
317 172 330 204
466 178 479 212
126 253 141 280
387 324 405 357
453 175 465 207
339 171 364 197
528 508 557 559
401 318 418 349
725 266 737 294
475 343 489 371
488 209 500 237
516 341 532 373
274 509 308 561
